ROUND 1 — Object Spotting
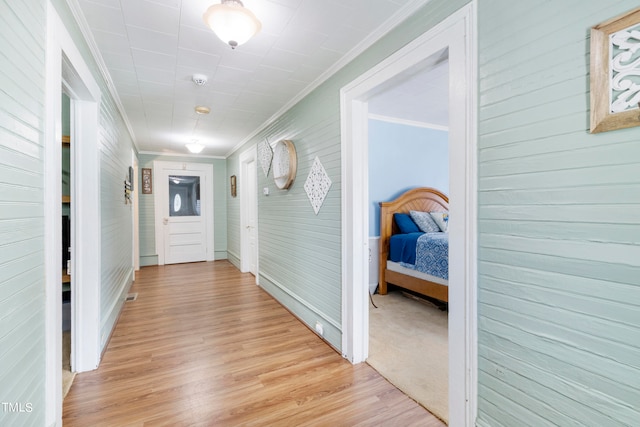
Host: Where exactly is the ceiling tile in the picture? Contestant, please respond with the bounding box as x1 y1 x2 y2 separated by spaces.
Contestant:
176 48 221 73
134 65 176 85
121 0 179 35
78 0 126 34
131 48 176 70
91 29 131 54
126 25 178 56
100 50 135 71
80 0 120 8
178 25 227 56
108 68 138 87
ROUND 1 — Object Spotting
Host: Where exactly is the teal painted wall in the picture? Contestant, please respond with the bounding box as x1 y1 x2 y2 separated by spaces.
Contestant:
227 0 469 350
0 0 47 424
137 154 228 266
1 0 137 423
368 119 448 236
476 1 640 426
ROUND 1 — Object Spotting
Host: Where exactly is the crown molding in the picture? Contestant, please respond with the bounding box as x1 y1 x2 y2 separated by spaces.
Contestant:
138 150 226 160
368 113 449 131
65 0 138 151
225 0 432 158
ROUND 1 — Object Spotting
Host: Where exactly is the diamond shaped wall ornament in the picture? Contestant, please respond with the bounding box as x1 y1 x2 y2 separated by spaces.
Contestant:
304 156 332 215
258 139 273 177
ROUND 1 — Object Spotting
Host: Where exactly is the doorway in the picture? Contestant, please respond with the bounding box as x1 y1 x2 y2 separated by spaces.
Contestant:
45 5 103 423
153 161 215 265
340 4 477 426
239 146 258 277
366 53 450 421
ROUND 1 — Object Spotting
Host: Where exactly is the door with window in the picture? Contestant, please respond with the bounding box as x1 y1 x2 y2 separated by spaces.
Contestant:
154 162 214 265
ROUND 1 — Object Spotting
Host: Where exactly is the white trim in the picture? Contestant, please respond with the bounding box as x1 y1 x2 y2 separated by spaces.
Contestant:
46 3 103 425
44 5 63 424
239 145 258 279
65 0 138 150
340 3 477 426
368 113 449 131
153 161 215 265
225 0 432 158
70 98 102 374
138 150 226 160
133 152 140 274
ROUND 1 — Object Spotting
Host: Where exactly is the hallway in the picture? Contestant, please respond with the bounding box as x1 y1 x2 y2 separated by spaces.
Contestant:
62 261 444 426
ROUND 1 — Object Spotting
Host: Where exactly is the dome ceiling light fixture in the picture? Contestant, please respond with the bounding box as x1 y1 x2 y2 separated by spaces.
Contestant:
186 139 205 154
203 0 262 49
186 106 210 154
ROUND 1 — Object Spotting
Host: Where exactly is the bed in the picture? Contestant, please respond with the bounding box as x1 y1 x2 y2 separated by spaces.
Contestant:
378 187 449 302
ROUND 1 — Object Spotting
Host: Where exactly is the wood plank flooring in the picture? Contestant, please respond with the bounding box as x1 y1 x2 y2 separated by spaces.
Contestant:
63 261 445 426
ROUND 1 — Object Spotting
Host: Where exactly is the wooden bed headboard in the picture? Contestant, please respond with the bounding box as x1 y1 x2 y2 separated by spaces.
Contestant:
378 187 449 292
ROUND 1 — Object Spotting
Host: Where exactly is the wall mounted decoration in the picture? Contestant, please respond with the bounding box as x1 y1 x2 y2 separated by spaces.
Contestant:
230 175 237 197
590 7 640 133
142 168 152 194
304 156 332 215
258 138 273 178
272 140 297 190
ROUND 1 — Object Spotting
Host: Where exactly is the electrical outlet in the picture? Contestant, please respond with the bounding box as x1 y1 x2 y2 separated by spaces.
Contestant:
315 321 324 336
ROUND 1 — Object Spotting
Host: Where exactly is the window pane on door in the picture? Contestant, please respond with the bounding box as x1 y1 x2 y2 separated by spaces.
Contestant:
169 175 201 216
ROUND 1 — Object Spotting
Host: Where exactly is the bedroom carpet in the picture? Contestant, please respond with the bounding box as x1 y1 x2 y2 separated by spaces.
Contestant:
62 331 75 398
368 289 449 423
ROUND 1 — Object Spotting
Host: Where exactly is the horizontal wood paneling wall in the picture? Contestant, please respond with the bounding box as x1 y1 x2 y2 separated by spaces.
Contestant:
98 98 134 348
0 0 46 425
477 1 640 426
226 154 241 268
137 155 228 264
227 0 469 350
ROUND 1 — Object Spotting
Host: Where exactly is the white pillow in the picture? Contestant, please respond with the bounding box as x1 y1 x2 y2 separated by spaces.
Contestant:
430 211 449 232
409 210 440 233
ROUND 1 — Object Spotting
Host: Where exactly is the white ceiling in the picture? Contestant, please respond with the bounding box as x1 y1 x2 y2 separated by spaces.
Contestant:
368 53 448 127
75 0 445 157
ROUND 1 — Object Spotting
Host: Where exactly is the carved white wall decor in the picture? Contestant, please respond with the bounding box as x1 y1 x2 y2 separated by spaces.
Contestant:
610 24 640 113
590 7 640 133
304 156 332 215
258 139 273 178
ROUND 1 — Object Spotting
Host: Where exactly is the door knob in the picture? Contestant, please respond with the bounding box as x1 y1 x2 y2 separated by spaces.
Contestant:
163 218 168 225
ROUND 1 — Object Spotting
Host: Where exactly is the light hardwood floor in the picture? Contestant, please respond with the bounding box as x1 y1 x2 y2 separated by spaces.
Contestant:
63 261 445 426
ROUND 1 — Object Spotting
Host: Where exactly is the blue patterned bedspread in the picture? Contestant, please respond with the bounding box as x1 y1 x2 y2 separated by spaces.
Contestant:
414 233 448 280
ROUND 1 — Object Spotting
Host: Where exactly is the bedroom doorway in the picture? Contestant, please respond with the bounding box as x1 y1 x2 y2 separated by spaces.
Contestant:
366 53 450 422
340 4 477 427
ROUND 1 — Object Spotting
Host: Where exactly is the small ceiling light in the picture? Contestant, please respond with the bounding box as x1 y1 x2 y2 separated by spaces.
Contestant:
195 106 211 115
203 0 262 49
186 140 205 154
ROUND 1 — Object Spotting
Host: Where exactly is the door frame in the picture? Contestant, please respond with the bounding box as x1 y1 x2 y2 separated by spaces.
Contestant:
340 3 477 426
45 3 103 424
153 161 215 265
239 145 259 279
133 151 140 276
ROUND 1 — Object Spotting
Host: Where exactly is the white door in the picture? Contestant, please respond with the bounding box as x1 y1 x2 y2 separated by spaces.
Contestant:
240 147 258 276
246 159 257 274
154 162 214 265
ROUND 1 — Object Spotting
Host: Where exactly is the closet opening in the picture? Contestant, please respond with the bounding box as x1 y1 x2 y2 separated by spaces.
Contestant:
61 92 74 398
